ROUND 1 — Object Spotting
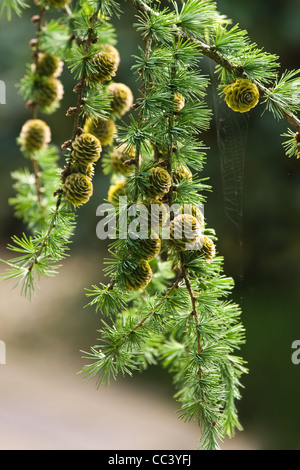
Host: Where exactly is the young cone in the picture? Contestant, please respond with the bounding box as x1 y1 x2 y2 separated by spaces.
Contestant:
123 259 153 291
33 76 64 109
90 51 118 83
180 204 204 227
128 232 161 261
110 144 135 175
195 235 216 262
72 132 102 165
172 164 193 184
107 82 134 116
142 199 168 230
70 161 94 179
145 167 172 199
224 78 260 113
98 44 120 69
34 53 63 78
63 173 93 206
107 180 126 206
84 117 117 146
19 119 51 152
170 213 202 250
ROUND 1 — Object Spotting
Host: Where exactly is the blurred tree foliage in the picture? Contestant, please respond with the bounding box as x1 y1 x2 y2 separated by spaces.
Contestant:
1 0 300 449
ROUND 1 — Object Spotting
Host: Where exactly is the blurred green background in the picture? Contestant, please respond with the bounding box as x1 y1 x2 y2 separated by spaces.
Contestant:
1 0 300 450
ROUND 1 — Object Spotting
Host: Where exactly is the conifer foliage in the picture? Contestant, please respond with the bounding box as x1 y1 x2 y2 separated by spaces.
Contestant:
2 0 300 450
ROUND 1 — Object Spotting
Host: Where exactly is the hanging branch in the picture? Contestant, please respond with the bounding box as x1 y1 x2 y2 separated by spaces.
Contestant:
1 1 116 297
18 6 50 213
129 0 300 133
30 6 46 119
70 12 99 140
29 7 49 210
9 1 68 233
79 1 246 450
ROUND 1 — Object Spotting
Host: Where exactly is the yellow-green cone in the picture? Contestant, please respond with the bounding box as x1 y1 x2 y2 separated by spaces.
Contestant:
129 232 161 261
179 204 204 227
19 119 51 152
70 161 94 179
90 51 118 83
224 78 259 113
107 82 134 116
33 76 64 108
142 199 168 230
174 92 185 111
98 44 120 69
172 164 192 184
170 213 201 250
35 53 63 77
72 132 102 165
145 167 172 199
63 173 93 206
84 117 117 146
123 259 153 291
110 144 135 175
196 235 215 262
107 180 126 206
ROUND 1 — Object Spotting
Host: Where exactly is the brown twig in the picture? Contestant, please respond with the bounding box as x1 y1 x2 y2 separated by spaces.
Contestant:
133 273 183 331
133 34 153 201
30 6 46 210
27 193 62 274
71 11 99 141
31 156 45 208
183 269 201 353
31 6 46 119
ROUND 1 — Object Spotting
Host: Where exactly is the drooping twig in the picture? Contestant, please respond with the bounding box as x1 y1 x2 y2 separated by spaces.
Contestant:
132 273 183 331
24 8 102 278
183 269 201 353
71 11 99 140
30 6 47 209
129 0 300 132
27 193 63 274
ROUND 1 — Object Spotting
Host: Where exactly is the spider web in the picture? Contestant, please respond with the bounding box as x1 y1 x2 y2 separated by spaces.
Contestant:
209 69 249 281
215 100 248 234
